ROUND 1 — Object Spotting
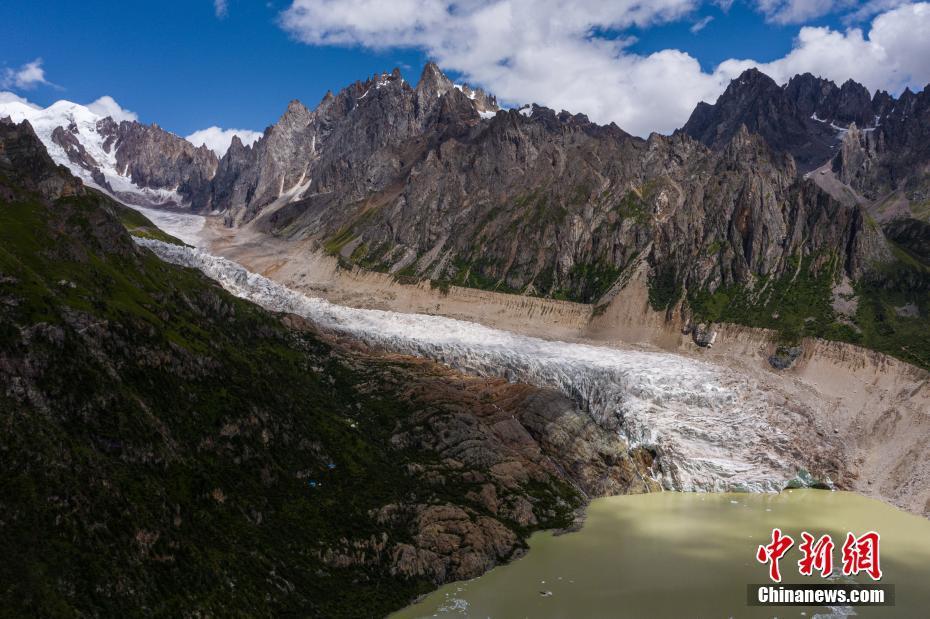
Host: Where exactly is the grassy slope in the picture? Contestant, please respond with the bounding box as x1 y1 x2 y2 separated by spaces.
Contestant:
0 187 578 617
675 252 930 371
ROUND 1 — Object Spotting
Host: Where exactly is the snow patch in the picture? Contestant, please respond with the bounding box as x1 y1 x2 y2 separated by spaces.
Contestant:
454 84 477 100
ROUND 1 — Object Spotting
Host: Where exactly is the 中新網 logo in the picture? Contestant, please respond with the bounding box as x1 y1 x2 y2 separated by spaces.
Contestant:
756 529 882 582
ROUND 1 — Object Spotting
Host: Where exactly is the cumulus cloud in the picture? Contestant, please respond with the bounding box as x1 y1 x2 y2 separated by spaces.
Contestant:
87 96 139 122
279 0 719 135
214 0 229 18
278 0 930 137
720 2 930 93
0 91 138 122
1 58 55 90
186 126 263 156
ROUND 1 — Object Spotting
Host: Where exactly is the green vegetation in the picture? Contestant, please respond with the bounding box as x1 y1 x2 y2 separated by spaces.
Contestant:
683 252 930 369
0 182 582 616
552 261 622 304
323 225 358 255
647 264 682 312
689 255 841 344
322 203 382 257
850 259 930 369
617 190 649 223
705 239 725 256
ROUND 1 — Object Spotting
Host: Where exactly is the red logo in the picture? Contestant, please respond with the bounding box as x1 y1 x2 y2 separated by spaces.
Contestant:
756 528 794 582
798 532 834 577
841 531 882 580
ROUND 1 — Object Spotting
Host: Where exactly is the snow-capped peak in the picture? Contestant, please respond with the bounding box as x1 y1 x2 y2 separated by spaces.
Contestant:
0 94 183 206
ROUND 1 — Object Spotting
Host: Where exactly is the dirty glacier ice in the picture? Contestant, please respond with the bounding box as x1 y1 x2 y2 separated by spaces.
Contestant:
138 238 810 493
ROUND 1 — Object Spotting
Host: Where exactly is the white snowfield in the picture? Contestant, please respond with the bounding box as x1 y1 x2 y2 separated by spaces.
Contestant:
0 97 183 206
137 237 812 494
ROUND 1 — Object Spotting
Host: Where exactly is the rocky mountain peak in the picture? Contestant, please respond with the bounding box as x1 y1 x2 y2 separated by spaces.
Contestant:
784 72 837 118
681 67 836 171
453 83 500 116
228 134 246 152
282 99 311 122
720 122 792 173
416 61 455 99
831 79 874 125
728 67 781 95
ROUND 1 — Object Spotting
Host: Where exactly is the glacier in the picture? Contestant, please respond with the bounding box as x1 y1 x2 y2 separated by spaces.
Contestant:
137 237 813 494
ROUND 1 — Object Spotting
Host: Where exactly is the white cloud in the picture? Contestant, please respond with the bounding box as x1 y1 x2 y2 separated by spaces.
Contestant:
185 126 263 156
0 91 40 109
278 1 930 137
1 58 55 90
690 15 714 32
719 2 930 93
214 0 229 18
0 91 137 122
279 0 719 136
753 0 850 24
87 96 139 122
842 0 910 23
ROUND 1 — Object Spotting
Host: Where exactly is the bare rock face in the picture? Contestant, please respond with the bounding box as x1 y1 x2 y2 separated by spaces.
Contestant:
681 68 838 172
0 119 85 200
20 63 916 310
833 87 930 210
832 123 882 198
51 124 112 191
768 345 803 369
685 69 930 221
246 70 887 304
211 62 500 227
214 99 319 225
96 119 219 209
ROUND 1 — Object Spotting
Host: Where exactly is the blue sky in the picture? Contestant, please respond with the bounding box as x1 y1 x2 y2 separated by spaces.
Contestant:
2 1 928 141
0 1 425 134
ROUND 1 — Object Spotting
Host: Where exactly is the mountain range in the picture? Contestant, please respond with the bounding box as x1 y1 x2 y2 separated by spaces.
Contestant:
2 62 929 369
2 60 930 617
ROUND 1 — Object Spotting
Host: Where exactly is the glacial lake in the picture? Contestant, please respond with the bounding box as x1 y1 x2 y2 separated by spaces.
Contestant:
392 490 930 618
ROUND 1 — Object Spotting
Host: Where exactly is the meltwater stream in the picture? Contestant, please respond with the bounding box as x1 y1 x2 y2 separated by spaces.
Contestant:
138 237 814 493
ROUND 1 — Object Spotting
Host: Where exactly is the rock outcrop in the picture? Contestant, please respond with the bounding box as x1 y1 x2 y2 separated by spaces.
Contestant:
244 70 888 306
684 69 930 220
96 118 219 208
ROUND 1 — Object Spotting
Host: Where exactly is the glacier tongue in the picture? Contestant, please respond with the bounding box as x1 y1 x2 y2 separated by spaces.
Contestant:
137 238 807 493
